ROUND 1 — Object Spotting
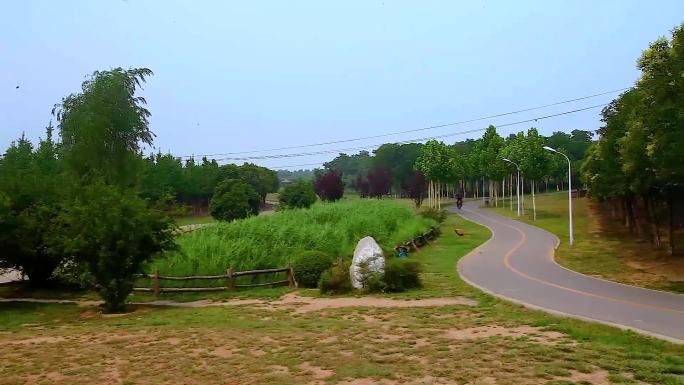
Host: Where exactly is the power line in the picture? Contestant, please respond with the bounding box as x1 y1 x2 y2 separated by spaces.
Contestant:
182 87 626 158
209 103 606 162
267 162 324 169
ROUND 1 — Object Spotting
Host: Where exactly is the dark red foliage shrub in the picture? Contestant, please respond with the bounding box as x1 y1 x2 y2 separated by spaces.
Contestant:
354 175 370 198
314 171 344 201
367 166 392 198
406 171 426 207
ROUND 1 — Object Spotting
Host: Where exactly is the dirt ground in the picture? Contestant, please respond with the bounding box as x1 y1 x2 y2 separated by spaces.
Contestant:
1 294 674 385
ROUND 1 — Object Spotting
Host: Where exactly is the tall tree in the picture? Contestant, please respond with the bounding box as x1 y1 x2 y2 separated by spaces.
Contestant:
415 140 452 209
314 171 345 202
53 68 154 187
519 128 551 220
0 129 66 286
367 166 393 198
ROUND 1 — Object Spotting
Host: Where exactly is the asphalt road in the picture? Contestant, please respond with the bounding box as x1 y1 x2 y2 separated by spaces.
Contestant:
456 201 684 343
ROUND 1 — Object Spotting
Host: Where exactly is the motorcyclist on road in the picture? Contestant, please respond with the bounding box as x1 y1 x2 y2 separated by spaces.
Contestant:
455 191 464 209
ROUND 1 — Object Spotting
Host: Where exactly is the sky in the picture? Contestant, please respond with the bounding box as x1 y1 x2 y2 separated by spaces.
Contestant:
1 1 682 170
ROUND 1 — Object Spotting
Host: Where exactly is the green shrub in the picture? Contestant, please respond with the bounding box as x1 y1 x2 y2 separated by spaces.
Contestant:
382 258 422 292
209 179 260 221
364 271 386 293
60 183 176 312
319 259 352 294
419 207 447 223
279 180 317 209
292 250 333 288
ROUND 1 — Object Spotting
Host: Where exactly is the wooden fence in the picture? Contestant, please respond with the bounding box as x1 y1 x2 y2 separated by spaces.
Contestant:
394 226 439 253
133 265 296 297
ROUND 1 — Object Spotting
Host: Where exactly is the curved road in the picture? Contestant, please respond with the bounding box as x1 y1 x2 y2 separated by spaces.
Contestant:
456 201 684 343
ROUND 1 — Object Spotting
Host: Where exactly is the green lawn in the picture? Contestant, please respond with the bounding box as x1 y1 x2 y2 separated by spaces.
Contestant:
2 210 683 384
174 214 215 226
488 192 684 294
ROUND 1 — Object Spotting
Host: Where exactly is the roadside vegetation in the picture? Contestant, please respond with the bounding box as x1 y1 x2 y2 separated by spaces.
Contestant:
154 199 436 276
581 25 684 256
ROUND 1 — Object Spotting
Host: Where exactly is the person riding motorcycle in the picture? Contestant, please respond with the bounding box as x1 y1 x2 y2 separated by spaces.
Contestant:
455 191 464 209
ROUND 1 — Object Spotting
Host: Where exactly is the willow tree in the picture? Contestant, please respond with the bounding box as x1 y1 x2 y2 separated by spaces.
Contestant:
53 67 154 187
53 68 176 311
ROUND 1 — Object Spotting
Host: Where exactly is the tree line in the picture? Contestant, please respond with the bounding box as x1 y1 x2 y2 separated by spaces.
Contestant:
581 24 684 255
320 128 593 212
140 153 279 214
0 68 280 311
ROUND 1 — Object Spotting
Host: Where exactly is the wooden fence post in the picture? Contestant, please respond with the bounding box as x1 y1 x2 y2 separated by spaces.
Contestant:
410 240 420 252
287 264 296 288
153 269 160 298
226 268 234 291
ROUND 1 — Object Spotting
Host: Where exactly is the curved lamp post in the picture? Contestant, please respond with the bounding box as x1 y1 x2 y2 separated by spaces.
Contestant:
543 146 574 246
502 158 520 217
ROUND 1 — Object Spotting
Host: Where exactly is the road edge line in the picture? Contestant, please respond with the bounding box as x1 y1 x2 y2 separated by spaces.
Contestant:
455 210 684 345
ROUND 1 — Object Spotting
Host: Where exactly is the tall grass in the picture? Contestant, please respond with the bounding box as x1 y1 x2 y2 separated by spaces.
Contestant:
151 199 435 276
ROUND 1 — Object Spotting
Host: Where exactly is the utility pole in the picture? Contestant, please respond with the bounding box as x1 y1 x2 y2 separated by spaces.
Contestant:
544 146 573 246
502 158 520 217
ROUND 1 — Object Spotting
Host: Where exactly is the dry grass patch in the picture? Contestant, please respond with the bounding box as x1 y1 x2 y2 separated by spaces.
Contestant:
444 325 570 345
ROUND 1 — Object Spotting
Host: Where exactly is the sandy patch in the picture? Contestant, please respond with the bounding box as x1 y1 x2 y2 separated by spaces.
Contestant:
274 293 477 314
406 375 454 384
268 365 290 373
445 325 567 344
336 379 398 385
9 336 66 345
627 259 684 282
299 362 334 379
208 346 238 358
413 338 431 348
1 293 476 314
563 370 610 385
320 336 338 344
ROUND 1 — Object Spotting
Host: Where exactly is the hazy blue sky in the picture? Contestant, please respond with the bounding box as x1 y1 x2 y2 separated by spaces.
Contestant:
2 1 682 169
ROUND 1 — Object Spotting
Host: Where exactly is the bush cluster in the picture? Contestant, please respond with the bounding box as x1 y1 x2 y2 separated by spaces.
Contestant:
382 258 422 292
361 257 422 293
318 259 352 294
279 180 317 209
209 179 260 221
292 250 333 288
419 207 447 223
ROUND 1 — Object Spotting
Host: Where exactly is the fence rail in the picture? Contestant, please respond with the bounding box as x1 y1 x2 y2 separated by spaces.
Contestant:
395 226 439 253
133 265 296 297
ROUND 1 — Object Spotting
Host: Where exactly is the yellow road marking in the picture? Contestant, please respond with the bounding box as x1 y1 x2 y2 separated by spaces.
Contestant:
462 208 684 315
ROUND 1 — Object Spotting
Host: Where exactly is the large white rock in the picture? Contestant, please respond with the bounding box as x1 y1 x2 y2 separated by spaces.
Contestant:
349 236 385 289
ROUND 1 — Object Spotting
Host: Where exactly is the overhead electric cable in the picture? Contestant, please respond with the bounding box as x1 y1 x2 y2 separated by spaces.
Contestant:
181 87 626 158
209 103 606 161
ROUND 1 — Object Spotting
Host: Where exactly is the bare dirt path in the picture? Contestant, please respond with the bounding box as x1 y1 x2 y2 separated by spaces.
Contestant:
0 292 476 312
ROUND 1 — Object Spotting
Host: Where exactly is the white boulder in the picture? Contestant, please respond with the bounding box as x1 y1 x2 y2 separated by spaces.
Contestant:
349 236 385 289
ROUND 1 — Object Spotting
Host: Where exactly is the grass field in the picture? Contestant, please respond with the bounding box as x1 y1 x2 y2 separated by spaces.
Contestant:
2 212 683 384
488 192 684 294
153 199 436 278
174 215 216 226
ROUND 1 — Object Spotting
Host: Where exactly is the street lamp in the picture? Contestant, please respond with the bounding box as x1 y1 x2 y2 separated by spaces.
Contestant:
543 146 574 246
502 158 520 217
